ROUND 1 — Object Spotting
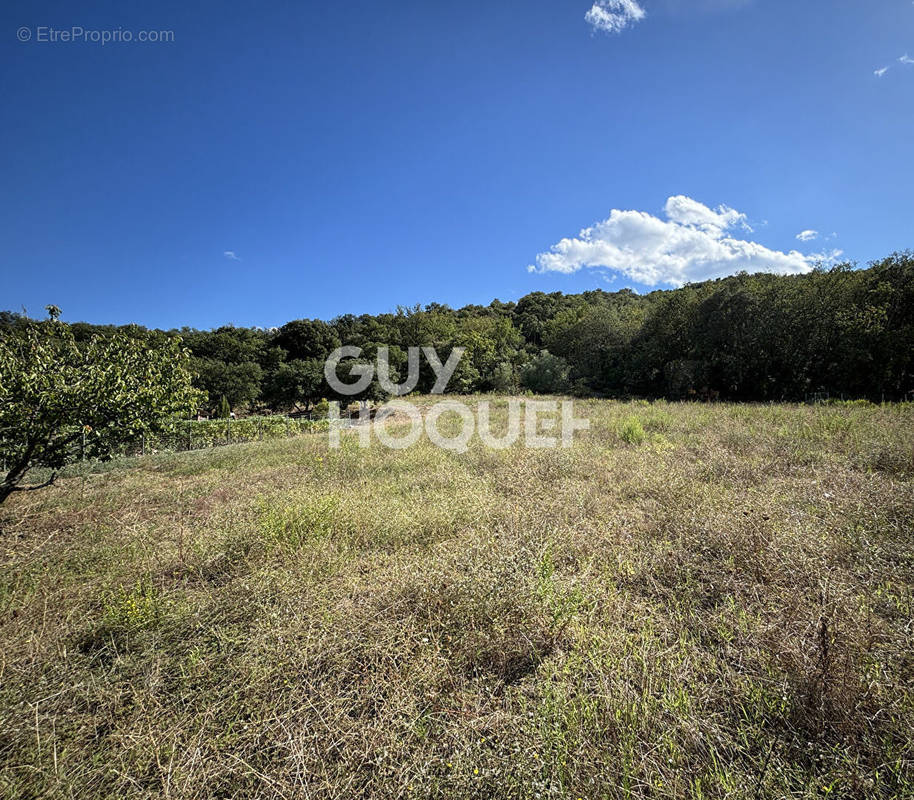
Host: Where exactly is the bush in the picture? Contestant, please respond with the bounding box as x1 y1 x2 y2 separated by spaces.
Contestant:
520 351 570 394
619 416 646 445
135 415 329 454
490 361 519 394
101 579 164 631
643 411 673 432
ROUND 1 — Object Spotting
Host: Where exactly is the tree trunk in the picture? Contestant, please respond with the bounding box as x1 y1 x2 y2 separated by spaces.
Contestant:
1 441 42 505
1 460 30 506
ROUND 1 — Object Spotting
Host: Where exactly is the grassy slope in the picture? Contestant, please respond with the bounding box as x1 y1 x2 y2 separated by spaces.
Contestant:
1 398 913 799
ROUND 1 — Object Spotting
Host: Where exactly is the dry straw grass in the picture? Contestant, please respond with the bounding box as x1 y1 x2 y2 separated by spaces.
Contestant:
1 397 913 798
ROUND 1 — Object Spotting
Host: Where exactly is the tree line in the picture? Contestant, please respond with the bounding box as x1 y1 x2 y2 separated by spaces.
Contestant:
3 253 913 415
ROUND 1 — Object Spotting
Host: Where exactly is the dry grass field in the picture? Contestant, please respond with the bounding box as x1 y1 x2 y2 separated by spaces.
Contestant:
1 397 913 799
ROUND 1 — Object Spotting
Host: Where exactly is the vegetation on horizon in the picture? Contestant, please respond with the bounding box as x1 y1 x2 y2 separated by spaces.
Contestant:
3 254 912 416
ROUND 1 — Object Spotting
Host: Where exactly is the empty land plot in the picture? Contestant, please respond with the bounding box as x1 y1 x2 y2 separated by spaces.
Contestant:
1 398 913 799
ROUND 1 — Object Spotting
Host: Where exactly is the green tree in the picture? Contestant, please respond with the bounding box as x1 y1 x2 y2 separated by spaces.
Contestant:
545 299 643 395
490 361 519 393
327 357 390 408
263 359 326 412
192 359 262 414
274 319 340 362
0 308 202 504
520 351 571 394
217 394 232 419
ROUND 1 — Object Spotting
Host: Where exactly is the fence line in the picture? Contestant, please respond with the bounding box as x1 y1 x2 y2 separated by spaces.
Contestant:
117 414 335 458
0 410 371 474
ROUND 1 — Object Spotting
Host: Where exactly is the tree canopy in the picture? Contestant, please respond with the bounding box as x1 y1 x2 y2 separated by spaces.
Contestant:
3 254 913 424
0 308 202 504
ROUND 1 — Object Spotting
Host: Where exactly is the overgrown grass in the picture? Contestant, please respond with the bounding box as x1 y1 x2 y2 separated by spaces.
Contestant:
1 397 913 798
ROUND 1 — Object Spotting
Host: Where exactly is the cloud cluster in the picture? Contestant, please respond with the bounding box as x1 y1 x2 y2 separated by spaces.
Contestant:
223 250 241 261
585 0 646 34
874 54 914 78
528 196 841 287
796 230 819 242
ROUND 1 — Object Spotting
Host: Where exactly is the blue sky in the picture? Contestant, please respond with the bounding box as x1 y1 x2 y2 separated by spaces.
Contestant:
1 0 912 329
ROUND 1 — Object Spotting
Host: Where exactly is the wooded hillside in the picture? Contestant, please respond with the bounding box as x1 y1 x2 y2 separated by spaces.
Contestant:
4 253 912 411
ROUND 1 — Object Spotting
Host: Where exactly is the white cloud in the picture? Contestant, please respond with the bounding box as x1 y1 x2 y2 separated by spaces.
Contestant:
900 54 914 65
796 229 819 242
807 248 844 264
223 250 241 261
528 196 840 287
585 0 646 34
664 195 751 233
875 66 889 77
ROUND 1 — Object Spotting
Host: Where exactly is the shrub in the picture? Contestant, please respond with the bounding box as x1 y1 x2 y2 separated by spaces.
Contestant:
644 410 673 432
101 579 164 631
520 351 570 394
490 361 519 394
139 415 328 452
619 416 646 445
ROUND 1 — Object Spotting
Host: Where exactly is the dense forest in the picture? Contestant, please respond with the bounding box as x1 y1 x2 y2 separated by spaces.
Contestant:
3 253 913 412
